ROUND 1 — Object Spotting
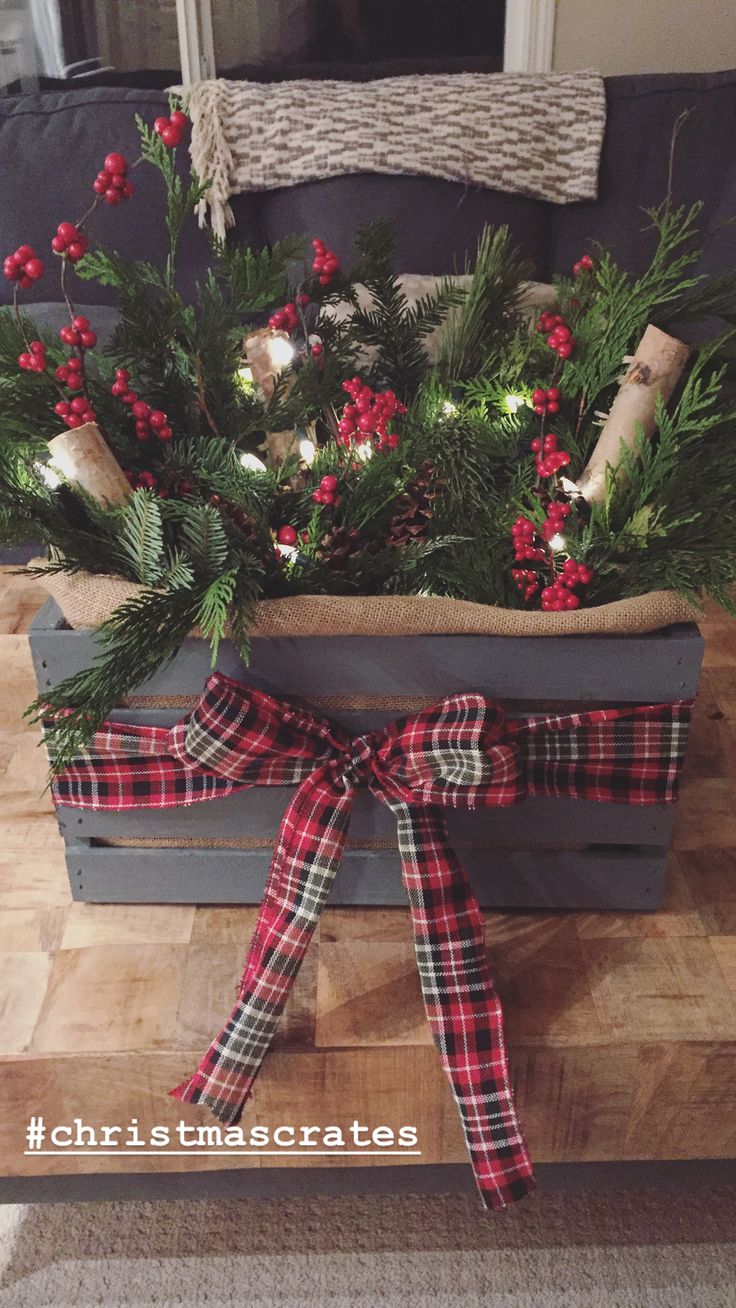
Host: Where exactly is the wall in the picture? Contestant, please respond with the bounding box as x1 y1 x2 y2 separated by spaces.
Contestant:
552 0 736 76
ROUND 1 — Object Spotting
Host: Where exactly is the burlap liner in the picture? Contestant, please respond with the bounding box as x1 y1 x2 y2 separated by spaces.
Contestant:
122 692 613 712
32 563 700 639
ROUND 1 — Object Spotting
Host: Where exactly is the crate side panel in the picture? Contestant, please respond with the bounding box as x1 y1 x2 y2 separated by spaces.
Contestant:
65 844 667 910
31 613 704 703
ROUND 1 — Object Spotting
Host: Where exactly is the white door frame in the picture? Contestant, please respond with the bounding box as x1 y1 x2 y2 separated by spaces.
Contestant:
178 0 556 88
503 0 556 72
176 0 215 87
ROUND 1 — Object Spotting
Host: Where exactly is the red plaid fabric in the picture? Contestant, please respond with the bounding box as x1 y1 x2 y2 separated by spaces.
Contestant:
50 675 692 1211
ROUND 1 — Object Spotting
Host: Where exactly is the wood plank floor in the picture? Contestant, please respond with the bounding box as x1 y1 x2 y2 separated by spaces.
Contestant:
1 566 736 1181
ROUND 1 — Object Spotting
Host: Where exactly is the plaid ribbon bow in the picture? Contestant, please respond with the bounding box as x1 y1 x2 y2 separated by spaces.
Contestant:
52 673 692 1211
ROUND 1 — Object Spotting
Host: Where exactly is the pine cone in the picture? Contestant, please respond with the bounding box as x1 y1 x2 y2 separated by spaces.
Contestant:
320 524 363 571
387 461 441 547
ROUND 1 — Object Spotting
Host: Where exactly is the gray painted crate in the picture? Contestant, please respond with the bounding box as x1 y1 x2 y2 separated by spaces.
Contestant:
29 598 704 911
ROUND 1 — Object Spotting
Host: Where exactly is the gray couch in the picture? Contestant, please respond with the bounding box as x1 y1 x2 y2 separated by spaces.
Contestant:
1 68 735 319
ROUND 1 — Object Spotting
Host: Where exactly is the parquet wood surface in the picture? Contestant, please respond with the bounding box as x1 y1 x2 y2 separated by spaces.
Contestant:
1 567 735 1180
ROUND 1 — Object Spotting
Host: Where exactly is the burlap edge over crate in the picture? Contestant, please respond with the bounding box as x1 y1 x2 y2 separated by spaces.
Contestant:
31 562 700 638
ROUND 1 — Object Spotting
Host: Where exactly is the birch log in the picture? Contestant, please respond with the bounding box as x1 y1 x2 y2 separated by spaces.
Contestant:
243 328 299 467
47 422 132 508
577 324 690 504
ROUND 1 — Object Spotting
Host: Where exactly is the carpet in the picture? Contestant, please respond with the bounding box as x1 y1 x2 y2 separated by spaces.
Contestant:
1 1186 735 1308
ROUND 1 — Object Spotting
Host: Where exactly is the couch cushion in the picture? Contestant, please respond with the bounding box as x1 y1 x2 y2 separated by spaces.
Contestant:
551 70 736 279
259 174 553 280
0 88 263 307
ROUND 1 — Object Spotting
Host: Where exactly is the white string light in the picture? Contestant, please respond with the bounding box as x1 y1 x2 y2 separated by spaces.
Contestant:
503 394 525 414
355 442 373 462
298 437 316 466
269 337 295 369
239 452 266 472
548 533 566 552
33 461 61 489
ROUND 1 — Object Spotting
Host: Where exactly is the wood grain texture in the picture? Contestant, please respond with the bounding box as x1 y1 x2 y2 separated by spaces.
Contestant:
1 568 735 1184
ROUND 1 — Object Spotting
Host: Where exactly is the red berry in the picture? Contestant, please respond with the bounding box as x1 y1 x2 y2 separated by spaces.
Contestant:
320 474 338 492
148 410 167 429
70 396 88 414
56 222 77 243
67 242 86 263
59 326 80 346
65 413 83 429
29 340 45 354
121 391 138 406
111 381 127 397
115 367 130 380
161 126 182 148
153 117 169 135
131 401 150 419
277 525 298 546
169 110 188 130
556 341 573 359
104 152 127 176
122 181 135 199
17 353 32 370
50 236 66 255
104 189 122 206
532 388 546 405
24 258 44 280
157 425 172 441
54 401 70 416
79 330 97 348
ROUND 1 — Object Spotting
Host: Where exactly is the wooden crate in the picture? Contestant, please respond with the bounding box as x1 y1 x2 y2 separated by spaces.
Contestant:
29 597 704 910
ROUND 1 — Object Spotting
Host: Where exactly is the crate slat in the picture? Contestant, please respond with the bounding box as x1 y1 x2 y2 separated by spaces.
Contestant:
30 599 704 704
64 841 668 910
56 790 674 846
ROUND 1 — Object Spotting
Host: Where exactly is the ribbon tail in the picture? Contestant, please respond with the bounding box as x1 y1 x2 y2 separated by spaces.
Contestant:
171 767 353 1122
391 801 535 1211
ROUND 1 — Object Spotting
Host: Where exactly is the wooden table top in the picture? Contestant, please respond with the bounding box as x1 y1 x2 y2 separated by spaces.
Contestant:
1 567 735 1182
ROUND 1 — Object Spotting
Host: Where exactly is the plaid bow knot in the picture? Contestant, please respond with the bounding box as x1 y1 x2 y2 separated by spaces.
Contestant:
51 673 693 1212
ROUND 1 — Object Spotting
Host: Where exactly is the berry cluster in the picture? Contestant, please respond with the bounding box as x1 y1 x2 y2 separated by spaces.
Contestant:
268 302 299 332
572 253 594 277
124 468 161 494
311 238 340 286
530 432 571 478
92 151 134 205
111 368 172 441
55 356 83 390
153 109 187 149
539 497 571 542
511 568 540 603
59 314 97 350
18 340 47 372
51 222 88 263
510 517 546 564
3 244 44 288
541 559 594 612
531 385 560 416
312 472 339 506
54 395 96 429
536 311 575 359
337 378 405 451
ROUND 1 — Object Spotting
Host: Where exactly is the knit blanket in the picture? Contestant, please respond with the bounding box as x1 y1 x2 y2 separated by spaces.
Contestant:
188 71 607 238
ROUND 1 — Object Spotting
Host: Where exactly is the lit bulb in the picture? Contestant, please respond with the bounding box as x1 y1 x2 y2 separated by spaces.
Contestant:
269 337 295 369
548 533 566 552
299 437 316 466
34 460 61 489
355 442 373 462
504 393 525 414
236 365 253 385
239 452 266 472
560 476 580 497
276 542 297 559
442 400 457 417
